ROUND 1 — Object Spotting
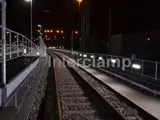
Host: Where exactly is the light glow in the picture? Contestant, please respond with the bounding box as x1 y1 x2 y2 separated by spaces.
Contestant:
91 55 94 58
98 57 103 60
132 64 141 69
83 54 87 58
111 59 116 63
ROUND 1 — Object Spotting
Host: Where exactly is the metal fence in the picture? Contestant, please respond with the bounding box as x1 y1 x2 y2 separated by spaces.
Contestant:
0 25 39 61
53 49 160 81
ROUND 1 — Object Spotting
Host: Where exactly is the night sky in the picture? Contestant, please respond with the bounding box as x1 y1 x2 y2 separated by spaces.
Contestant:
4 0 160 38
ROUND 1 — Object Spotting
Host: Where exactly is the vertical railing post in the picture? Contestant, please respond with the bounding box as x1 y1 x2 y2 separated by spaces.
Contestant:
1 0 7 86
17 34 19 57
155 62 158 80
9 31 12 59
14 92 17 108
141 60 144 76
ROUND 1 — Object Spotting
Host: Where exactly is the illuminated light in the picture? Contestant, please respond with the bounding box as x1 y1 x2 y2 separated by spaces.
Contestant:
38 24 41 27
111 59 116 63
132 64 141 69
83 54 87 58
37 52 40 56
75 31 78 34
76 53 78 55
98 57 103 60
25 0 32 2
54 36 57 38
63 36 65 39
80 54 82 57
61 30 64 34
48 38 50 40
147 37 151 41
45 35 47 38
7 31 10 34
44 30 47 33
24 49 27 54
47 30 49 33
15 36 17 38
56 30 60 33
77 0 82 2
91 55 94 58
51 30 53 33
38 30 40 33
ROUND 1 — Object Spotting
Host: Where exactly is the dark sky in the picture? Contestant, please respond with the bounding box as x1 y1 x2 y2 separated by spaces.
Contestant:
4 0 160 38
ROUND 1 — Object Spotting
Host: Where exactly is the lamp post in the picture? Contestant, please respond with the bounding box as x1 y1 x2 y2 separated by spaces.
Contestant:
25 0 32 52
38 24 42 36
76 0 82 51
0 0 6 86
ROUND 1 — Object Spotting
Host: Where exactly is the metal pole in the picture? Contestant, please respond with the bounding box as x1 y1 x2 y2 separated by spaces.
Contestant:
108 3 111 54
155 62 158 80
71 30 74 57
17 34 19 57
30 0 32 51
9 32 12 59
141 60 144 76
1 0 7 86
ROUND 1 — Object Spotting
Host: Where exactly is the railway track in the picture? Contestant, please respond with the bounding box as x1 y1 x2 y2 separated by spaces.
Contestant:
52 53 158 120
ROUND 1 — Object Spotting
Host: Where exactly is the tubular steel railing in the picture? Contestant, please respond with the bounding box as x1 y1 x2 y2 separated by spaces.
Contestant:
53 49 160 81
0 25 39 61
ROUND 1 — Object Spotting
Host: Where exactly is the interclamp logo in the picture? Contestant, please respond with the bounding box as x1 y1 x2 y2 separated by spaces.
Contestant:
53 56 133 71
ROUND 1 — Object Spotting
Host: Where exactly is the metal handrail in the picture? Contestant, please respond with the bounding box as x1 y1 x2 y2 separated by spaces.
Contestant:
53 49 160 81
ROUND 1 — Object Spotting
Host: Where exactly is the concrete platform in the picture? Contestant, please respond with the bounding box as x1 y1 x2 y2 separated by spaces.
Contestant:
57 52 160 120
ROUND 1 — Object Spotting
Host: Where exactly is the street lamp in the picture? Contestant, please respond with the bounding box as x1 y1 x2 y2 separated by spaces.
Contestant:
25 0 32 50
77 0 82 9
38 24 42 35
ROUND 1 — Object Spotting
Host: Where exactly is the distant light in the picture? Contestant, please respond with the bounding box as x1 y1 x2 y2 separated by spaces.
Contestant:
83 54 87 58
51 30 53 33
91 55 94 58
47 30 49 33
147 37 151 41
38 30 40 33
38 24 42 27
61 30 64 34
75 31 78 34
132 64 141 69
45 35 47 38
80 54 82 57
37 52 40 56
98 57 103 60
7 31 10 34
76 53 78 55
25 0 32 1
44 30 47 33
63 36 65 39
24 49 27 54
15 36 17 38
77 0 82 3
111 59 116 63
54 36 57 38
56 30 60 33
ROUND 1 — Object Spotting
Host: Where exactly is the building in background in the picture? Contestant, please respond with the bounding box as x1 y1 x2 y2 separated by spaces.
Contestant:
111 30 160 60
